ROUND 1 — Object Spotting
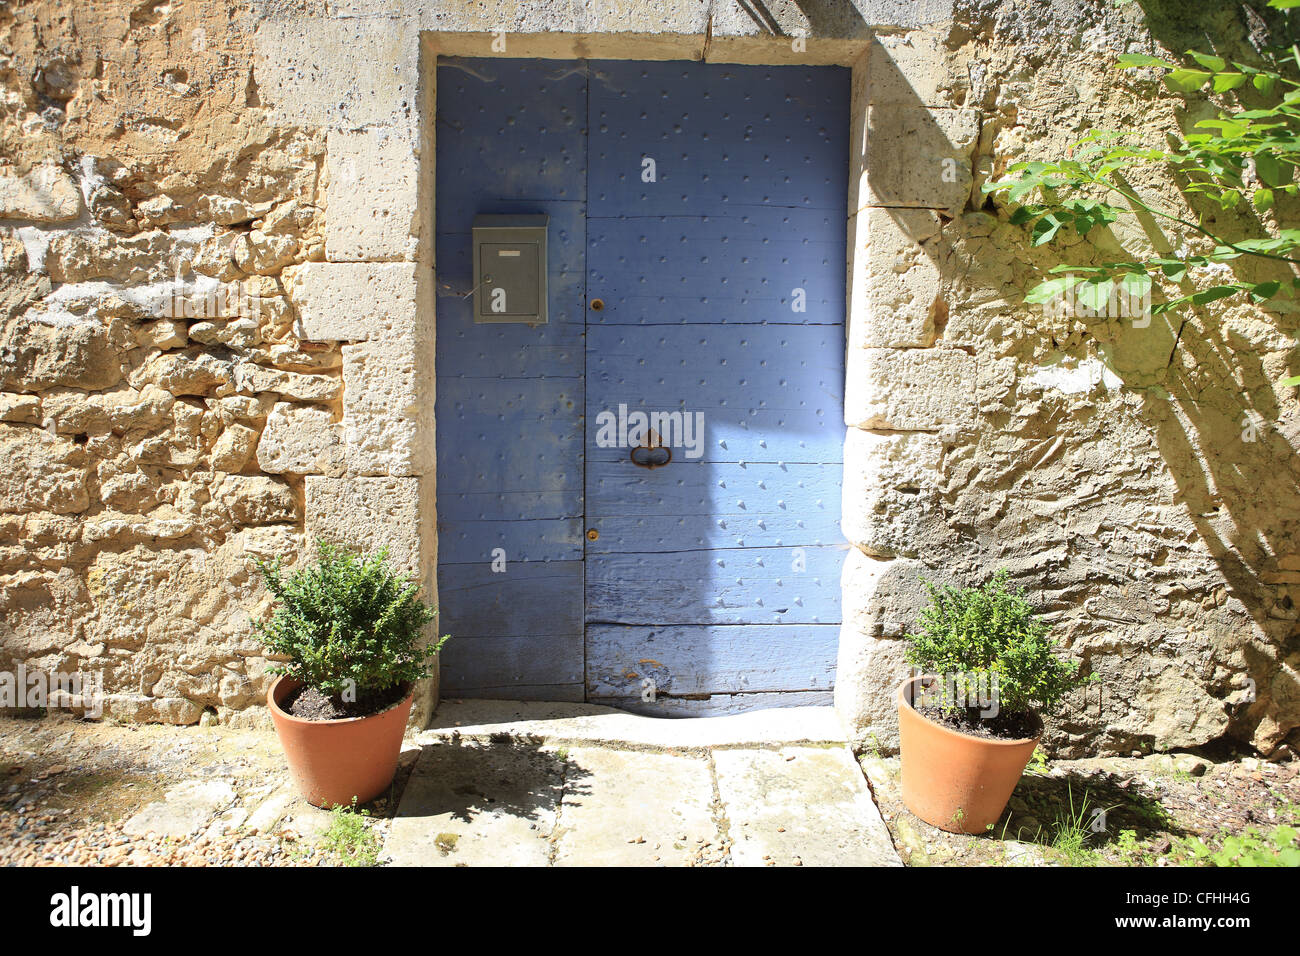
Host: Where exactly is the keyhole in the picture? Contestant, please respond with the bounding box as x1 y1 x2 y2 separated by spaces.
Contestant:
590 298 604 311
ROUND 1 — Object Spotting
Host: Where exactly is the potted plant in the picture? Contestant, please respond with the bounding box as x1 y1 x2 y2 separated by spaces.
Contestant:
897 569 1091 834
253 542 448 808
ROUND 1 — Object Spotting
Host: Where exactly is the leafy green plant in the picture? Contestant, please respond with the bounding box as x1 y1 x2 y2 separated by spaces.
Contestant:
317 799 383 867
253 542 447 698
1026 748 1051 776
1113 828 1157 865
982 7 1300 387
1177 824 1300 866
904 569 1093 717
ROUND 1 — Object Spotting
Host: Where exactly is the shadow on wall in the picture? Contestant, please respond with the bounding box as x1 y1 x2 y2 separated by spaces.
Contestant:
1128 0 1300 752
862 0 1300 756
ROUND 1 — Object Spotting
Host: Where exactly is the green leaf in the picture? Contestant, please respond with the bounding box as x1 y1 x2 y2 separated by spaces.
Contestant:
1190 285 1240 305
1166 69 1212 93
1208 245 1245 260
1024 274 1087 305
1213 72 1248 93
1232 237 1295 253
1282 374 1300 387
1187 52 1227 73
1157 260 1189 282
1249 280 1282 301
1031 214 1066 246
1254 74 1278 97
1267 0 1300 8
1078 279 1115 312
1256 151 1295 188
1008 177 1044 203
1254 187 1275 211
1116 53 1171 68
1195 118 1249 137
1119 272 1153 298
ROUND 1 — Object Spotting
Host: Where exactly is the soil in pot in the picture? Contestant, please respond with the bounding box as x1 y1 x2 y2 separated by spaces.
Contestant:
911 704 1041 741
283 683 407 721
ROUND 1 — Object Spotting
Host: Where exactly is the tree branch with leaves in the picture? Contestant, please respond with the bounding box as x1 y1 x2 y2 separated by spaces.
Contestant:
983 1 1300 388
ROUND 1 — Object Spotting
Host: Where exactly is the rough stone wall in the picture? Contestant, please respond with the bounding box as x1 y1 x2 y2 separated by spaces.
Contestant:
836 0 1300 758
0 1 324 724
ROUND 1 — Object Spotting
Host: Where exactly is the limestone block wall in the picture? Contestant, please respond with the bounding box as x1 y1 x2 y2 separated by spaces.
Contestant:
0 0 438 725
1 0 1297 757
834 1 1300 758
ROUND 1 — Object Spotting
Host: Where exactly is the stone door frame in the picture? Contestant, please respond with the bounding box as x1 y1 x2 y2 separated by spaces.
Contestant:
254 4 974 739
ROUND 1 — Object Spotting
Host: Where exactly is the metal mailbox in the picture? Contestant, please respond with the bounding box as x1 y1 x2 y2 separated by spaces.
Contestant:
472 214 548 324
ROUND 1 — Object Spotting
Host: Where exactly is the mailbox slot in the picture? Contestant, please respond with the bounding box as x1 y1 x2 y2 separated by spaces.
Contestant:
472 215 548 324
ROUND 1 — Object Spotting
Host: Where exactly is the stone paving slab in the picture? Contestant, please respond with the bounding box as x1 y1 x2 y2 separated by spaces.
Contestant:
122 779 237 838
420 699 847 751
552 748 719 867
386 741 563 866
386 706 901 867
714 746 901 867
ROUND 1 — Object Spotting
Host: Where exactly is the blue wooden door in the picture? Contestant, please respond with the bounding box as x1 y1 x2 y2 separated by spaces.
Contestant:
436 58 848 710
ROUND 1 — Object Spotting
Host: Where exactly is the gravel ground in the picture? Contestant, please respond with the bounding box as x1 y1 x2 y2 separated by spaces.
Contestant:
1 815 310 866
0 712 416 867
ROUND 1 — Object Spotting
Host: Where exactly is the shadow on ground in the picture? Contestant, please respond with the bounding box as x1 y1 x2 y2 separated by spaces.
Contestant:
999 770 1182 846
395 734 592 829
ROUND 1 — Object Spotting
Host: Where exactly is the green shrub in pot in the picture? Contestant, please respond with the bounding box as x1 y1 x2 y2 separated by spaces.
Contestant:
896 568 1094 834
253 541 446 705
904 568 1090 719
252 541 448 807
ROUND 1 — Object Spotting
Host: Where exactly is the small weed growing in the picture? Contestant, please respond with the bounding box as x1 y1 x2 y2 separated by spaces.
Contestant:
1025 748 1050 777
317 800 382 867
1049 785 1103 865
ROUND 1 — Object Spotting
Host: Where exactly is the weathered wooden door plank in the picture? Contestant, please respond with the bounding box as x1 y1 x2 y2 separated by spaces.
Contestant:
586 211 846 327
586 544 845 626
586 61 849 216
586 623 839 697
587 459 841 551
436 58 589 699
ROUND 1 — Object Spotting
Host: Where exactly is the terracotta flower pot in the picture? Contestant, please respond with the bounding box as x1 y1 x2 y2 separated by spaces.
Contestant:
267 675 413 808
897 675 1041 835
